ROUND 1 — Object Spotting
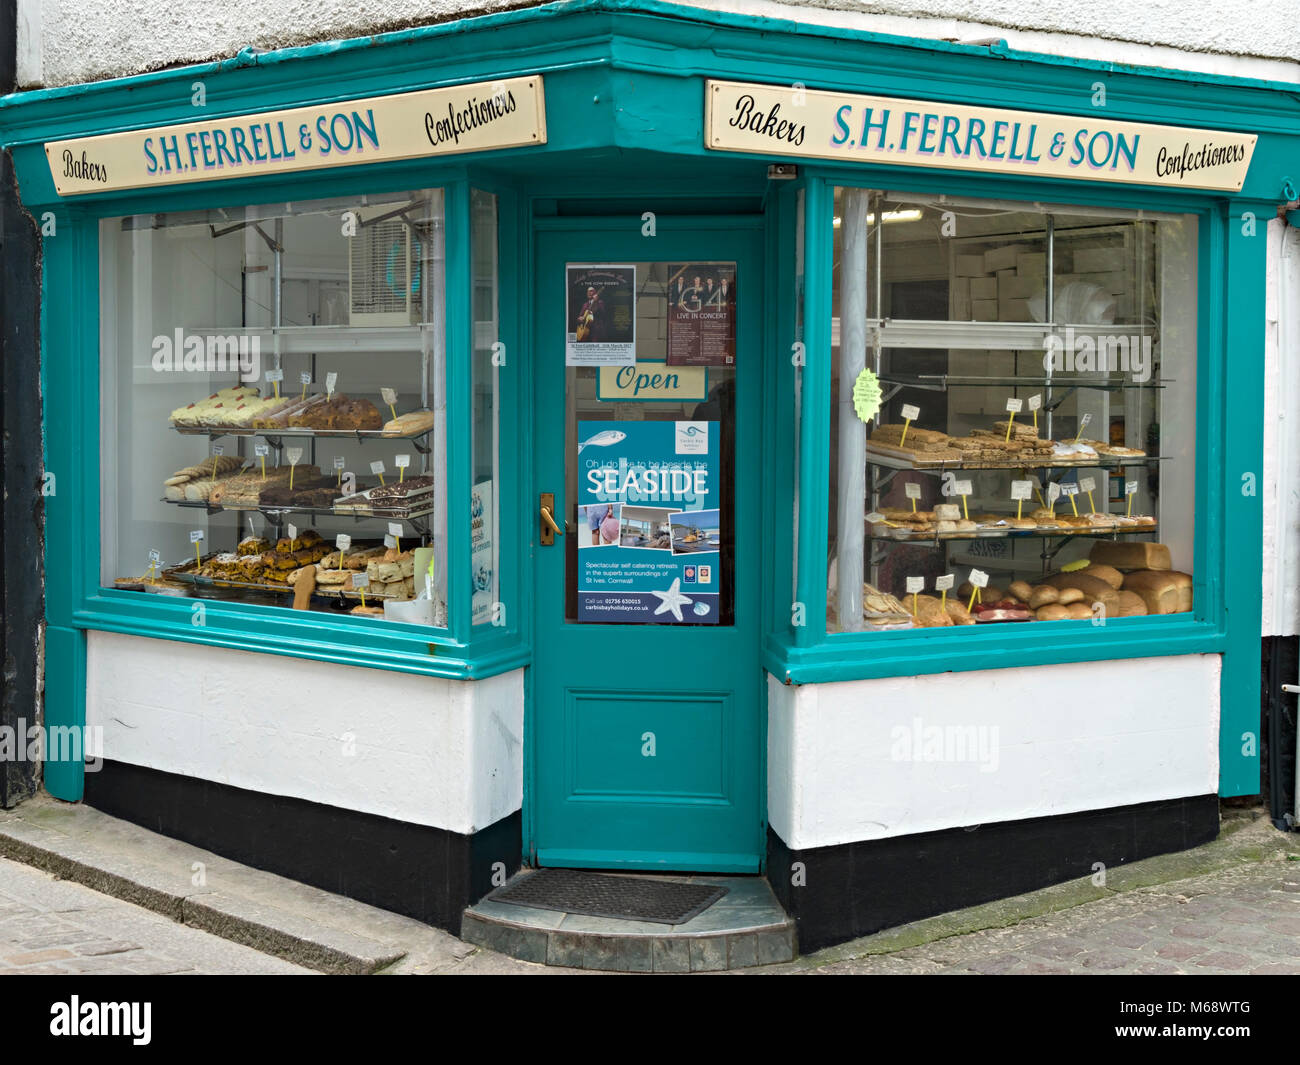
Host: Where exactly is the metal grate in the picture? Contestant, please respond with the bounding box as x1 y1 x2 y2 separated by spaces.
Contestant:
487 869 728 925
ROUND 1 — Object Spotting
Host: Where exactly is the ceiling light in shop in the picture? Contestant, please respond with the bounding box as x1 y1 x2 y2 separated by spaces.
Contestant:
832 209 924 227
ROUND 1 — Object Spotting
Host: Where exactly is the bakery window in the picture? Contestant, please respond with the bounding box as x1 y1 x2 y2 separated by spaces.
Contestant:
101 188 449 626
471 189 500 625
828 187 1198 632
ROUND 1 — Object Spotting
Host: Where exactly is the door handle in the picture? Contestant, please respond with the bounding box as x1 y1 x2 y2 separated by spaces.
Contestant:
540 493 562 546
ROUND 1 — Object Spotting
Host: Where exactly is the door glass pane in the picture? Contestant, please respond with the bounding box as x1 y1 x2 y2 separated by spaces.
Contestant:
564 262 736 625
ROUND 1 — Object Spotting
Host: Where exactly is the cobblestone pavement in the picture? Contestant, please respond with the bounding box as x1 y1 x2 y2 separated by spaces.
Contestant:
0 857 309 974
779 859 1300 975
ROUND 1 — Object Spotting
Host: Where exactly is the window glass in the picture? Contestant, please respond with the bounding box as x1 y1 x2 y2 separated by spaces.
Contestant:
828 187 1196 632
101 188 448 627
471 189 501 625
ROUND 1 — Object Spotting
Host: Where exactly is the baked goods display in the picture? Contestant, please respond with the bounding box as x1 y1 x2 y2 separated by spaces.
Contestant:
334 475 435 517
169 386 432 437
867 422 1144 469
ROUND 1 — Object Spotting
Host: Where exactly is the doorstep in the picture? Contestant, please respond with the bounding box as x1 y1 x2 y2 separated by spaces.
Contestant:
462 871 796 971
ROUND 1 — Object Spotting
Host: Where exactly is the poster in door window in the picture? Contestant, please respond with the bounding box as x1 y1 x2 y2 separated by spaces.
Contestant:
566 264 636 366
666 262 736 366
577 420 719 623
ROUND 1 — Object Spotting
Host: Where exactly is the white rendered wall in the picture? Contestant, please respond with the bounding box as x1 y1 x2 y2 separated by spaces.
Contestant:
1262 219 1300 637
15 0 1299 89
85 631 523 836
767 654 1220 850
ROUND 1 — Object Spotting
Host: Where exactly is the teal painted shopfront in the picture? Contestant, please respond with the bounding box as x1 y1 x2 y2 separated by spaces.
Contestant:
2 0 1296 948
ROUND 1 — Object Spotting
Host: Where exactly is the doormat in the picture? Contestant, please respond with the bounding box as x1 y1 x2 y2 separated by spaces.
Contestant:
487 869 728 925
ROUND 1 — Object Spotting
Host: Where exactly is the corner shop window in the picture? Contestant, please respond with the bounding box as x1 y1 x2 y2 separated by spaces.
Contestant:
828 188 1197 632
101 188 449 627
471 189 501 625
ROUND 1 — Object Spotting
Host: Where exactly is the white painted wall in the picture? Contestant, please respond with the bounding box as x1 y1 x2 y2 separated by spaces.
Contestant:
85 631 523 836
14 0 1300 89
1263 219 1300 637
767 654 1220 850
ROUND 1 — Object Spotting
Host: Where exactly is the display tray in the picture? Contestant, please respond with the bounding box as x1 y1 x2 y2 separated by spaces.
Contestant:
163 557 409 601
865 445 1161 471
159 497 434 522
867 522 1158 543
171 424 432 441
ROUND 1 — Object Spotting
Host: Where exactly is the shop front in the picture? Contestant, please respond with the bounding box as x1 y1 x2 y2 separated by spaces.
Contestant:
1 0 1292 954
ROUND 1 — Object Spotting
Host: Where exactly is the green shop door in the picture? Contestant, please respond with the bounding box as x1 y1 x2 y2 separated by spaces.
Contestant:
531 219 764 872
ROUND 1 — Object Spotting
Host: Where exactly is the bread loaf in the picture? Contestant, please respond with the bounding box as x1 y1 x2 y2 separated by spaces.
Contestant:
1088 541 1172 571
1117 590 1149 617
1123 570 1191 615
1081 562 1124 589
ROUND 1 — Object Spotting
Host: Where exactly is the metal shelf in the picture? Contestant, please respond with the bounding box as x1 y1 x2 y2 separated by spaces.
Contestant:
171 423 434 455
878 372 1171 392
865 448 1165 473
159 496 434 535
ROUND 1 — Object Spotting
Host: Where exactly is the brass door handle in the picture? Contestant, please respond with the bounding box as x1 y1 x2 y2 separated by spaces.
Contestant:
540 492 562 545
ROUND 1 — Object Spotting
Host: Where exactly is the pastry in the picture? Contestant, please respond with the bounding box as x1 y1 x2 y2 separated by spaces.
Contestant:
382 409 437 437
237 536 271 556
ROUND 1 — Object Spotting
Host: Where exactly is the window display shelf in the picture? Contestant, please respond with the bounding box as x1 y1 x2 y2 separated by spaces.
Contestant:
158 497 434 532
829 318 1157 351
189 324 432 355
865 448 1165 472
866 524 1158 546
877 372 1171 392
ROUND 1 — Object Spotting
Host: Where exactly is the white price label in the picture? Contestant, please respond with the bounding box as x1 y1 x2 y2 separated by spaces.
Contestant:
264 368 284 383
381 387 398 406
333 456 346 470
1005 397 1024 414
1080 477 1097 493
1027 394 1042 411
1046 482 1062 502
1126 480 1139 496
326 372 339 396
210 444 224 456
388 522 403 538
254 443 270 457
300 371 312 385
287 523 298 541
865 511 885 523
1079 412 1093 430
904 483 921 500
286 447 303 466
370 460 386 476
905 576 924 594
335 534 352 551
148 549 161 564
352 572 370 589
189 529 204 543
384 533 398 549
935 574 955 592
900 403 920 421
1010 480 1034 501
1062 484 1080 496
395 454 411 469
954 480 973 497
969 569 989 589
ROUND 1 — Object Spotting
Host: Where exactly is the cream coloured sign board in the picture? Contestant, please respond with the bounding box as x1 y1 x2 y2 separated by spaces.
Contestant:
46 76 546 196
705 80 1255 192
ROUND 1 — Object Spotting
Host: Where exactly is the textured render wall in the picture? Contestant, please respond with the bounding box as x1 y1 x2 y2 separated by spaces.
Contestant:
1263 219 1300 637
14 0 1300 89
767 654 1221 850
85 631 525 835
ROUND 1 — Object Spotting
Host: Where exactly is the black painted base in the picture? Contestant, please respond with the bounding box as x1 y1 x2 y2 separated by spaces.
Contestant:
82 759 521 935
767 794 1220 954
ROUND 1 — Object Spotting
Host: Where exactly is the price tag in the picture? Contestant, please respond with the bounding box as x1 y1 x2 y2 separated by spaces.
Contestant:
148 549 161 564
395 454 411 469
211 444 225 456
326 372 339 398
189 530 204 544
384 533 398 549
954 480 972 497
1027 394 1042 411
1010 480 1034 501
1079 412 1093 431
333 456 346 470
287 523 298 541
1080 477 1097 493
254 443 269 458
189 528 204 566
370 460 386 476
904 483 921 500
381 387 398 406
900 403 920 421
352 571 370 589
905 576 924 594
935 574 955 592
286 447 303 466
969 569 989 588
865 511 885 523
336 534 352 551
1046 482 1062 503
299 371 312 385
388 522 404 539
1062 484 1080 496
264 368 284 383
1126 480 1139 496
1005 397 1023 414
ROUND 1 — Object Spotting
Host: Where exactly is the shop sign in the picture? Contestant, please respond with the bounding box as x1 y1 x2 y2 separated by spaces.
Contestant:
666 262 736 366
576 420 719 624
45 76 546 196
597 360 708 402
705 80 1255 192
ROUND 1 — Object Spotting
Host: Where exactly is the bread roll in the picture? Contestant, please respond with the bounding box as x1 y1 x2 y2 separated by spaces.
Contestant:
1065 601 1094 620
1036 603 1069 621
1122 570 1191 615
1009 581 1034 602
1089 541 1172 571
1117 590 1149 617
1044 572 1120 614
1056 587 1084 605
1028 586 1059 609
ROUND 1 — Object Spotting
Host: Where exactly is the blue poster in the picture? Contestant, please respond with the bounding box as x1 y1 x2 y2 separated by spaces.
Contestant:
576 419 720 624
